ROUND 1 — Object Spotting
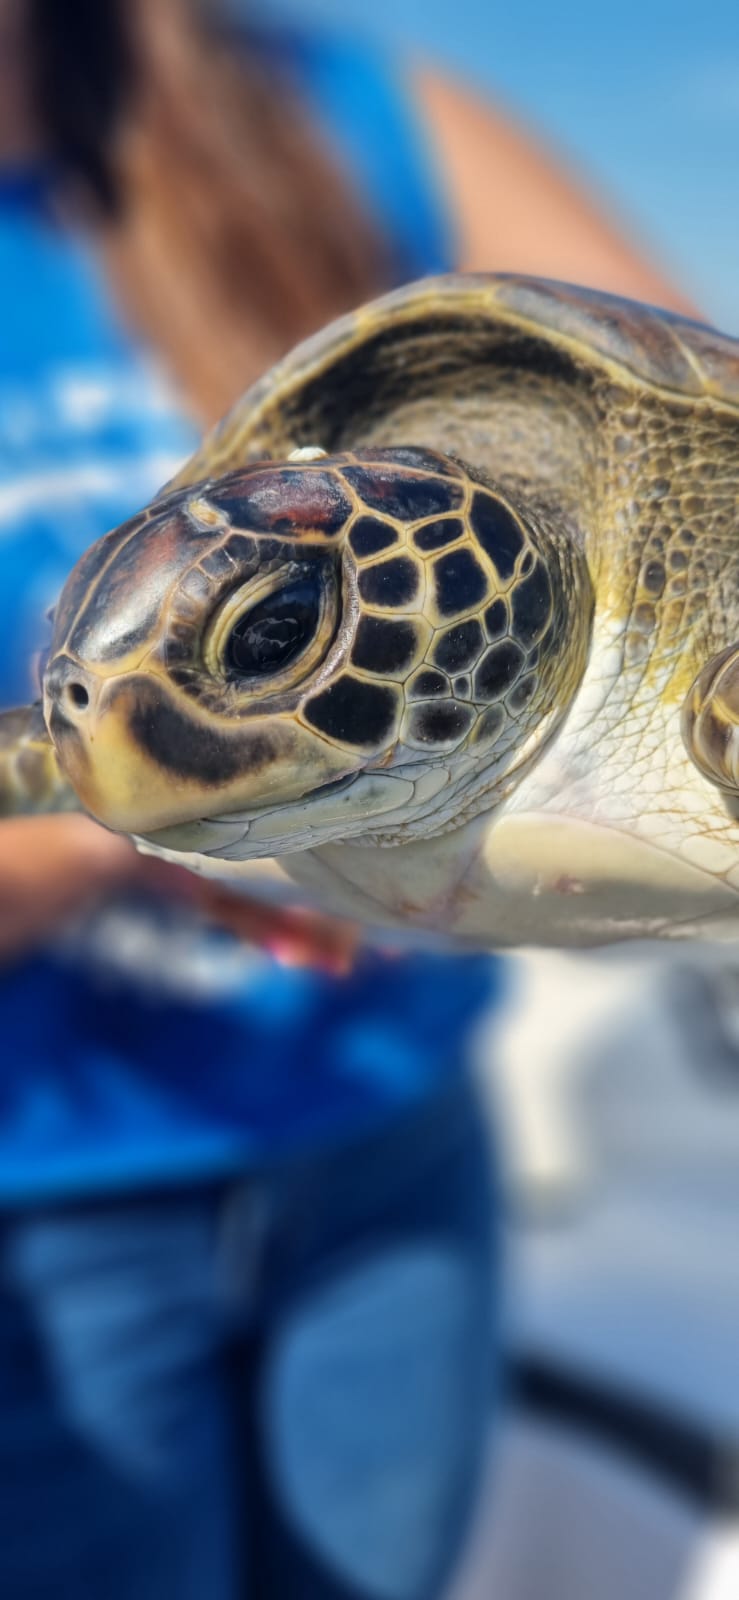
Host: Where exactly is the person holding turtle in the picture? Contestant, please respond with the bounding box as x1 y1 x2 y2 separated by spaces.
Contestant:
0 1 690 1596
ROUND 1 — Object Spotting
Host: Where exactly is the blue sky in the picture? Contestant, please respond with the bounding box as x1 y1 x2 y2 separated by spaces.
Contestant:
264 0 739 331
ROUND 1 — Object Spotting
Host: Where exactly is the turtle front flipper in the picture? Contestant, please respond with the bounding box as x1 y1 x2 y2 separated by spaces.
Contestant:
682 647 739 794
0 703 79 816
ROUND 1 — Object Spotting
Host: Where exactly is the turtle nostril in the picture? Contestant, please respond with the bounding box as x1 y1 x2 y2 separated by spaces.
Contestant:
64 681 90 713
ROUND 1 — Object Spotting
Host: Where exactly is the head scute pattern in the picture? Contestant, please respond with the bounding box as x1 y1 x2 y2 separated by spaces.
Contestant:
41 425 595 855
286 447 590 774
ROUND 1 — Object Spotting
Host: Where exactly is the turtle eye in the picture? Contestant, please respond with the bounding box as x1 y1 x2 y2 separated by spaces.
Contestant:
225 575 322 677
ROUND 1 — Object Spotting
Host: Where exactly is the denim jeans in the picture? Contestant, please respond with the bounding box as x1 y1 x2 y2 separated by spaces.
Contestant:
0 1075 497 1599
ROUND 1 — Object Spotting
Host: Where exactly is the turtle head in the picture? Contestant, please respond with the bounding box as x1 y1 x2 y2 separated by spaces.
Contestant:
43 447 592 861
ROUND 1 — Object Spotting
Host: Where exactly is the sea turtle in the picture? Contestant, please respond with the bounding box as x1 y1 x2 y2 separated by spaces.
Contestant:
2 272 739 948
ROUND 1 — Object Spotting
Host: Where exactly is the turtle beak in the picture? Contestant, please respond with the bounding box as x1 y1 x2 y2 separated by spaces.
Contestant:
42 648 343 840
43 653 120 823
44 655 102 734
42 657 198 833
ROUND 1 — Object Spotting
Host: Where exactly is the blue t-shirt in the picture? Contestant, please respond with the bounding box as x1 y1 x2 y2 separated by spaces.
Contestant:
0 35 499 1201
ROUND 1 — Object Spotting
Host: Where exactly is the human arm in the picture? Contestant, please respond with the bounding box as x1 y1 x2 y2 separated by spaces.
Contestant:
412 67 699 318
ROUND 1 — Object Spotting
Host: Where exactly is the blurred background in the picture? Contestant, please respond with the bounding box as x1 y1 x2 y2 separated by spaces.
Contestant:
0 0 738 1597
263 0 739 330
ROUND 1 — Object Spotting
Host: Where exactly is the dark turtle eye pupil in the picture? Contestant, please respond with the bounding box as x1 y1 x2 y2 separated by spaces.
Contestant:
226 577 321 676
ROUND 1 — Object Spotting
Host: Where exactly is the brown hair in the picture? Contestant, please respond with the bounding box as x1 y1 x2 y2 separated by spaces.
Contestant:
29 0 391 421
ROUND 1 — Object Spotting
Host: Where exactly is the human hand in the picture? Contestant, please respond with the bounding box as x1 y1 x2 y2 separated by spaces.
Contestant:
0 814 157 962
189 883 361 975
0 814 359 974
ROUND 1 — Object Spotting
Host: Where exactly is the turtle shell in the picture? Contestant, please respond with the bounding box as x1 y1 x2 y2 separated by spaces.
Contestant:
170 274 739 494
